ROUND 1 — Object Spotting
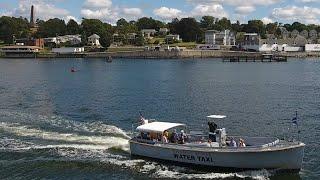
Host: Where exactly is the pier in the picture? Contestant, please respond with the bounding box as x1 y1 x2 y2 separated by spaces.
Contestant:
222 53 287 62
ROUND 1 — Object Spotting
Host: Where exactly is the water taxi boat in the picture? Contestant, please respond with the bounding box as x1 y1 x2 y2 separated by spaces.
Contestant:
129 115 305 171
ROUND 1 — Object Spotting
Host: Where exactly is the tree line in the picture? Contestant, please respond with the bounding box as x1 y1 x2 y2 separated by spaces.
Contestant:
1 15 320 47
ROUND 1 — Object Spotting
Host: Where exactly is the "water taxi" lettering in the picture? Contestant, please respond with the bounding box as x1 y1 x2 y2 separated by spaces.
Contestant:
173 154 214 163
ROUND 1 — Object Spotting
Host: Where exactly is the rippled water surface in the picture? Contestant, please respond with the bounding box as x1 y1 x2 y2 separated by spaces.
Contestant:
0 58 319 179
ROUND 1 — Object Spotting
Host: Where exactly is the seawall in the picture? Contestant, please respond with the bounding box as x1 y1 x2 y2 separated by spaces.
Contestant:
1 50 320 59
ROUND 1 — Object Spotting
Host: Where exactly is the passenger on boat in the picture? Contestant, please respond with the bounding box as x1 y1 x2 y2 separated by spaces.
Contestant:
239 138 246 147
230 137 237 147
179 130 187 144
208 122 217 142
170 129 178 143
162 131 169 143
140 132 150 140
139 113 148 125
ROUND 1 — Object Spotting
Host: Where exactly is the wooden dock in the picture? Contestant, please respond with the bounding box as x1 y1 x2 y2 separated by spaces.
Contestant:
223 53 287 62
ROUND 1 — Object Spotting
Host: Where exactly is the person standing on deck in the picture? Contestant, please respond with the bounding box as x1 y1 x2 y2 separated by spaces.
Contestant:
208 121 218 142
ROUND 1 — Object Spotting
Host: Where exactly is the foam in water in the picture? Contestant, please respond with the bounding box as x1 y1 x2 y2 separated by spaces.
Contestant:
0 110 272 179
0 122 130 152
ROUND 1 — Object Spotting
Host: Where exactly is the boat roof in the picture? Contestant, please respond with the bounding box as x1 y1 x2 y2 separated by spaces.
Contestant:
136 122 185 133
207 115 226 119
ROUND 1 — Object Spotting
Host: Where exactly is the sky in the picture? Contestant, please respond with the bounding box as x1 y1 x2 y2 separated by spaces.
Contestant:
1 0 320 25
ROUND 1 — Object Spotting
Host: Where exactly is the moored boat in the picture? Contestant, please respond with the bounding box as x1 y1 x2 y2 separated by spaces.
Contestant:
129 115 305 171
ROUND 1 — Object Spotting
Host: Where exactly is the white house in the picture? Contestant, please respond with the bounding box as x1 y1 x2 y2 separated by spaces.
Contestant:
159 28 169 35
305 44 320 52
88 34 101 46
44 35 81 45
241 33 260 51
52 47 85 54
205 30 235 46
44 37 58 44
165 34 180 43
141 29 157 39
240 33 306 52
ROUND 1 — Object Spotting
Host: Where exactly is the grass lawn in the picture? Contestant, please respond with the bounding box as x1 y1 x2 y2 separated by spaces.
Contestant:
147 37 165 45
146 39 197 49
170 42 197 49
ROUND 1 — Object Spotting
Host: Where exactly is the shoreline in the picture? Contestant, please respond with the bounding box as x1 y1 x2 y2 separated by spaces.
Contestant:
1 50 320 59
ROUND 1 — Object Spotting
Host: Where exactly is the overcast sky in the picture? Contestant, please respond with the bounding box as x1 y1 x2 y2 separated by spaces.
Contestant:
1 0 320 25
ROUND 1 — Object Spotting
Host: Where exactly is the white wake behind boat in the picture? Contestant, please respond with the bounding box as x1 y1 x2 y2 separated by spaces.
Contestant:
129 116 305 171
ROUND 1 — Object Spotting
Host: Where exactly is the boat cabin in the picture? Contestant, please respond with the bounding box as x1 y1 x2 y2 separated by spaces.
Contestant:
133 120 280 149
134 122 186 144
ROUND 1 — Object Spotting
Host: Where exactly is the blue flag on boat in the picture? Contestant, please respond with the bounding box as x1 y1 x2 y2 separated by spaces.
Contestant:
292 117 298 125
292 111 298 125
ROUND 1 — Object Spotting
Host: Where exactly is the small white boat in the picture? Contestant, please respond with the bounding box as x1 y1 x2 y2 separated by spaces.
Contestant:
129 115 305 171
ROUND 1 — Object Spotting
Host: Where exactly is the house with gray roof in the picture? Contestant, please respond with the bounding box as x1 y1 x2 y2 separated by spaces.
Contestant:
88 34 100 46
291 30 299 38
300 30 309 39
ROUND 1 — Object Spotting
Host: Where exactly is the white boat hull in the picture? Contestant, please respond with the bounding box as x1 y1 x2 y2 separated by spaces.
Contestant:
130 140 305 170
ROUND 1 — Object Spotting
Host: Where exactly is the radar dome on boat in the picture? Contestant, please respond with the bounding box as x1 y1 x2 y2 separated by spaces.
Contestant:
207 115 226 119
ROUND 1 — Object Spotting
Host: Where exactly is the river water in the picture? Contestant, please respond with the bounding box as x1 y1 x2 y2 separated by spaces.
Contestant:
0 58 319 179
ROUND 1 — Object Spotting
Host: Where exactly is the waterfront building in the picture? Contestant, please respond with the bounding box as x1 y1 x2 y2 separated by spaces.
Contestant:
300 30 309 39
0 46 41 55
44 35 81 46
305 44 320 52
112 33 123 45
291 29 299 38
15 38 44 49
240 32 307 52
127 33 137 44
44 37 59 48
58 35 81 45
141 29 157 39
279 27 289 39
309 30 318 41
293 35 308 47
127 33 137 40
165 34 181 44
205 30 235 46
240 33 260 51
159 28 169 35
52 47 85 54
88 34 101 46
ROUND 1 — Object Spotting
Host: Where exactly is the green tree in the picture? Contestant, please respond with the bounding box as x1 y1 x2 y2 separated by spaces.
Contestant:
283 24 292 31
291 22 307 32
275 28 282 38
81 19 114 47
135 32 145 46
136 17 164 30
37 18 67 37
0 16 30 44
168 18 179 34
243 20 266 37
216 17 231 30
175 18 202 42
66 19 80 35
117 18 129 27
231 20 242 33
200 16 215 29
266 22 278 34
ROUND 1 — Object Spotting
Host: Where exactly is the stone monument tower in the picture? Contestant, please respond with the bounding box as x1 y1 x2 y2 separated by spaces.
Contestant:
30 5 35 27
